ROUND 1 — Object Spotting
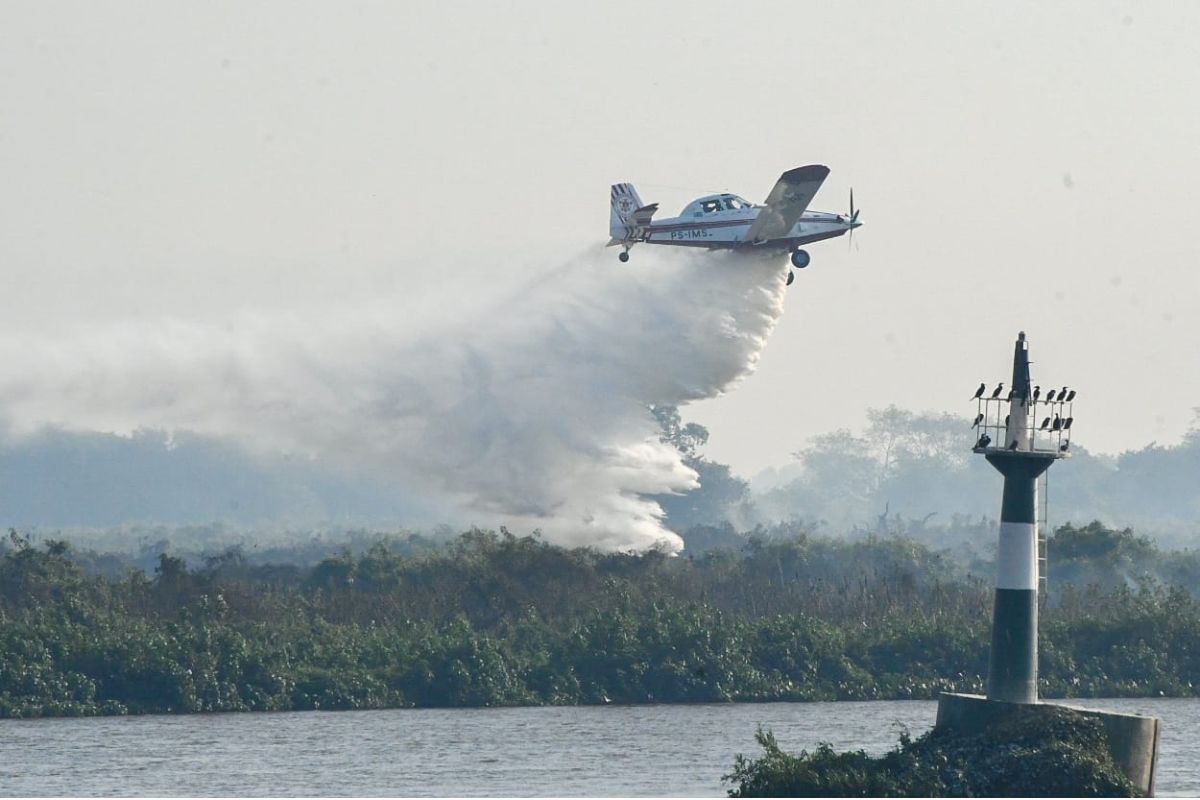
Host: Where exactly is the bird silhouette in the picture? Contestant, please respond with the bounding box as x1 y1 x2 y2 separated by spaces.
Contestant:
1006 388 1015 402
1059 386 1069 400
972 413 984 428
1008 439 1019 450
976 433 991 449
1032 385 1041 403
1052 415 1063 431
1045 389 1057 403
1065 389 1076 402
1004 414 1010 426
1060 441 1070 452
991 382 1005 399
1063 417 1074 431
972 382 986 400
1040 417 1051 430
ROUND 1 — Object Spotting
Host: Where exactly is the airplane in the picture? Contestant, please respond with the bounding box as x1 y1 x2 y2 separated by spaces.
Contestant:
608 165 861 285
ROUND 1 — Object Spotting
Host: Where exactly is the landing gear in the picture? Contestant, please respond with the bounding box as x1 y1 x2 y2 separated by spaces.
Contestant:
786 270 795 286
790 249 810 269
618 251 630 263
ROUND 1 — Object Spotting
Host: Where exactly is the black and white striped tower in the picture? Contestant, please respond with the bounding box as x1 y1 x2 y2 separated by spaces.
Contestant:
975 331 1068 704
940 348 1159 794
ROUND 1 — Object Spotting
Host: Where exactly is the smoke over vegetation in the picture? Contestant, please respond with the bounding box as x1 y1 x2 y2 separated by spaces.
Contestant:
0 247 788 552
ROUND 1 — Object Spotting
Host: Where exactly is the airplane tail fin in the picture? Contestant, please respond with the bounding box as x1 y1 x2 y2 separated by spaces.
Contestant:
609 183 657 242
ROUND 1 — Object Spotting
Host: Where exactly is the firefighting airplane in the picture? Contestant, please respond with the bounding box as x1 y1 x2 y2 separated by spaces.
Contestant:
608 165 861 284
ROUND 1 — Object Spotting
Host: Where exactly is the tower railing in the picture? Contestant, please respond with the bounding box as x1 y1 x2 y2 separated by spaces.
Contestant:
970 395 1075 454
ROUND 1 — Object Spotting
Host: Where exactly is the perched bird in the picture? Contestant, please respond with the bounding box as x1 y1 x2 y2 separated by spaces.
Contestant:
991 382 1005 399
976 433 991 449
1004 414 1010 426
972 382 986 400
1065 389 1076 403
1063 417 1074 431
1059 441 1070 452
1040 417 1051 430
1059 386 1069 400
1008 439 1019 450
1006 388 1015 402
1032 385 1041 403
1045 389 1057 403
972 413 984 428
1052 415 1063 431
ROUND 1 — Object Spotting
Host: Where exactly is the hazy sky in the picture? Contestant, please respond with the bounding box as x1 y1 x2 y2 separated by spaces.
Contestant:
2 0 1197 477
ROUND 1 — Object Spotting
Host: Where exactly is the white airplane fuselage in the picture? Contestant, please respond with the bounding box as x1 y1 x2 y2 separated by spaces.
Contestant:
636 203 854 252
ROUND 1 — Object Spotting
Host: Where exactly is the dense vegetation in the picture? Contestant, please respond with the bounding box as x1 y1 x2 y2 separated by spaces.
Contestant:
2 522 1199 718
725 705 1137 797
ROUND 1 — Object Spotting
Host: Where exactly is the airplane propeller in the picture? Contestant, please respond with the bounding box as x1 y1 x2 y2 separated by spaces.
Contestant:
846 188 861 251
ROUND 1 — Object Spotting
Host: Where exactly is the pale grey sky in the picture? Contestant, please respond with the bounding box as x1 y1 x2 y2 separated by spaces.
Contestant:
1 0 1197 477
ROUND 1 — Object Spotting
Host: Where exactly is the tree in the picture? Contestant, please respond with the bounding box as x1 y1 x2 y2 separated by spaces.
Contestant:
648 405 750 535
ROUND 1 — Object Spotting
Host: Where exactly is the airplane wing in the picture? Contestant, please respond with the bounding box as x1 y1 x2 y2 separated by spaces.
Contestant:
743 165 830 243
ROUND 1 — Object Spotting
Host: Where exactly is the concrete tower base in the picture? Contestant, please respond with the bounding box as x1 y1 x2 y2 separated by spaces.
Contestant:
936 693 1161 795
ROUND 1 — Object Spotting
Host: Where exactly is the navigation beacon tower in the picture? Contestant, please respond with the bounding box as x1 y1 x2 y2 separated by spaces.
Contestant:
972 331 1071 703
938 334 1159 795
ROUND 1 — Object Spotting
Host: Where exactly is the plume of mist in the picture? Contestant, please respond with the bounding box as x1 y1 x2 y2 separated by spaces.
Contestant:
0 246 789 551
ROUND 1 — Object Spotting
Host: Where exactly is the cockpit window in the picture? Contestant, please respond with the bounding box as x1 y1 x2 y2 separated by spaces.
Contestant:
700 200 722 213
724 197 744 210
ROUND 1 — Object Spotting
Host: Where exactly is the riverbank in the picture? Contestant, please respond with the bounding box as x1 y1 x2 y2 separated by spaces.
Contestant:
3 529 1199 718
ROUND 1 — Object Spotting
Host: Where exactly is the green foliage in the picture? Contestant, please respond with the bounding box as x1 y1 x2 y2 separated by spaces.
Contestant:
1 527 1199 718
1048 521 1200 593
650 404 751 534
725 707 1138 797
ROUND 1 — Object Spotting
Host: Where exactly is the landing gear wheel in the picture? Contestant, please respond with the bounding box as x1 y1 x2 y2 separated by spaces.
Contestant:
618 251 630 263
790 249 810 269
786 270 795 286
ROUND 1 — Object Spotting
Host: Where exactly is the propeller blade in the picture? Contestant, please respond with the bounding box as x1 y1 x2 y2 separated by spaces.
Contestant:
846 189 860 250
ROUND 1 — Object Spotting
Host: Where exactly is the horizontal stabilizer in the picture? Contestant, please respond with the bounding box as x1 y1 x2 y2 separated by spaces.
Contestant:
632 203 658 225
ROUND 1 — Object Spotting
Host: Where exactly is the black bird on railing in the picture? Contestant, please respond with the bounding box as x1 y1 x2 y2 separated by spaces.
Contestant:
972 382 986 400
1063 417 1074 431
1032 385 1041 404
1065 389 1076 402
991 382 1005 399
1005 414 1010 426
972 413 984 428
1006 388 1015 402
1046 389 1057 403
1052 415 1063 431
1060 441 1070 452
1040 417 1051 430
976 433 991 449
1059 386 1069 401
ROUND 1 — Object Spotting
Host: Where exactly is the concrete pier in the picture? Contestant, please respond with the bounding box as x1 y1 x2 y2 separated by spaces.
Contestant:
937 693 1161 795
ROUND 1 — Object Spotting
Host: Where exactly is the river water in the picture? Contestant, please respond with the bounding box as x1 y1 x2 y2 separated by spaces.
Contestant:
1 698 1196 796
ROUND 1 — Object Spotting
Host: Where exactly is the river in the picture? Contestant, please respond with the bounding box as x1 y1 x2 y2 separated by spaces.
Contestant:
1 698 1196 796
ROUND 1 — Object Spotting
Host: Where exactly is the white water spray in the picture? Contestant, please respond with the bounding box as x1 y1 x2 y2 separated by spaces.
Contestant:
0 247 789 551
